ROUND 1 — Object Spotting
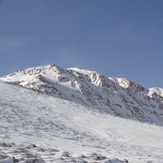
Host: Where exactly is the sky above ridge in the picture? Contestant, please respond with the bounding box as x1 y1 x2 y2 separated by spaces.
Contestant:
0 0 163 88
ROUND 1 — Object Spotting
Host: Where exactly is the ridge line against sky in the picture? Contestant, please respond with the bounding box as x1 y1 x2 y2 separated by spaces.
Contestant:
0 0 163 88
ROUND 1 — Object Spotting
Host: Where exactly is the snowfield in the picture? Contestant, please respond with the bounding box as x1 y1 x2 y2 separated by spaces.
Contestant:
0 80 163 163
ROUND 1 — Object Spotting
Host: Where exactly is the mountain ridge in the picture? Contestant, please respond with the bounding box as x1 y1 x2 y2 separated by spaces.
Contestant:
0 64 163 126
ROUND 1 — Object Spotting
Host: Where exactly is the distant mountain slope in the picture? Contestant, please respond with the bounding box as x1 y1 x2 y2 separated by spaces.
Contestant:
0 64 163 125
0 80 163 163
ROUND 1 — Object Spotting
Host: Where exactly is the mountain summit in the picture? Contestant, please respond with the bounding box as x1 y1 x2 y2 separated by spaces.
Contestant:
1 64 163 125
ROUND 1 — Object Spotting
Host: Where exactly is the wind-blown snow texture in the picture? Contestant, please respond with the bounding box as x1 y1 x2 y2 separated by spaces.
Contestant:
0 64 163 163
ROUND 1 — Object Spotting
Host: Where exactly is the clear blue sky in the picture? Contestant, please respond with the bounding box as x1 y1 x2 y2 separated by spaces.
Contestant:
0 0 163 88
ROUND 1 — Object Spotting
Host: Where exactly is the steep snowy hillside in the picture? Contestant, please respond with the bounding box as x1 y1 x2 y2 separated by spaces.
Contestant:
1 64 163 126
0 80 163 163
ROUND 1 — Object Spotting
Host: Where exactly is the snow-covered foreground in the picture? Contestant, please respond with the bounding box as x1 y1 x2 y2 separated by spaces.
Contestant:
0 142 128 163
0 81 163 163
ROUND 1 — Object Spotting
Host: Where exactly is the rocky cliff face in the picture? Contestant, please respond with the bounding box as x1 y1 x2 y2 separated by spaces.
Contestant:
1 64 163 125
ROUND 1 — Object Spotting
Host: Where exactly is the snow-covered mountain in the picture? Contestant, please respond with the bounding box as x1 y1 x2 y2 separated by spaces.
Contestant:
148 87 163 98
1 64 163 126
0 80 163 163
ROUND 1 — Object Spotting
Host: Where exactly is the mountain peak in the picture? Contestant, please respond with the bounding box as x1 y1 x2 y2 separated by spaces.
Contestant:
148 87 163 97
0 64 163 125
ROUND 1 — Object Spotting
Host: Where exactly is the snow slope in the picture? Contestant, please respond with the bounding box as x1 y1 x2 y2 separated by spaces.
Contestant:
1 64 163 126
0 81 163 163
